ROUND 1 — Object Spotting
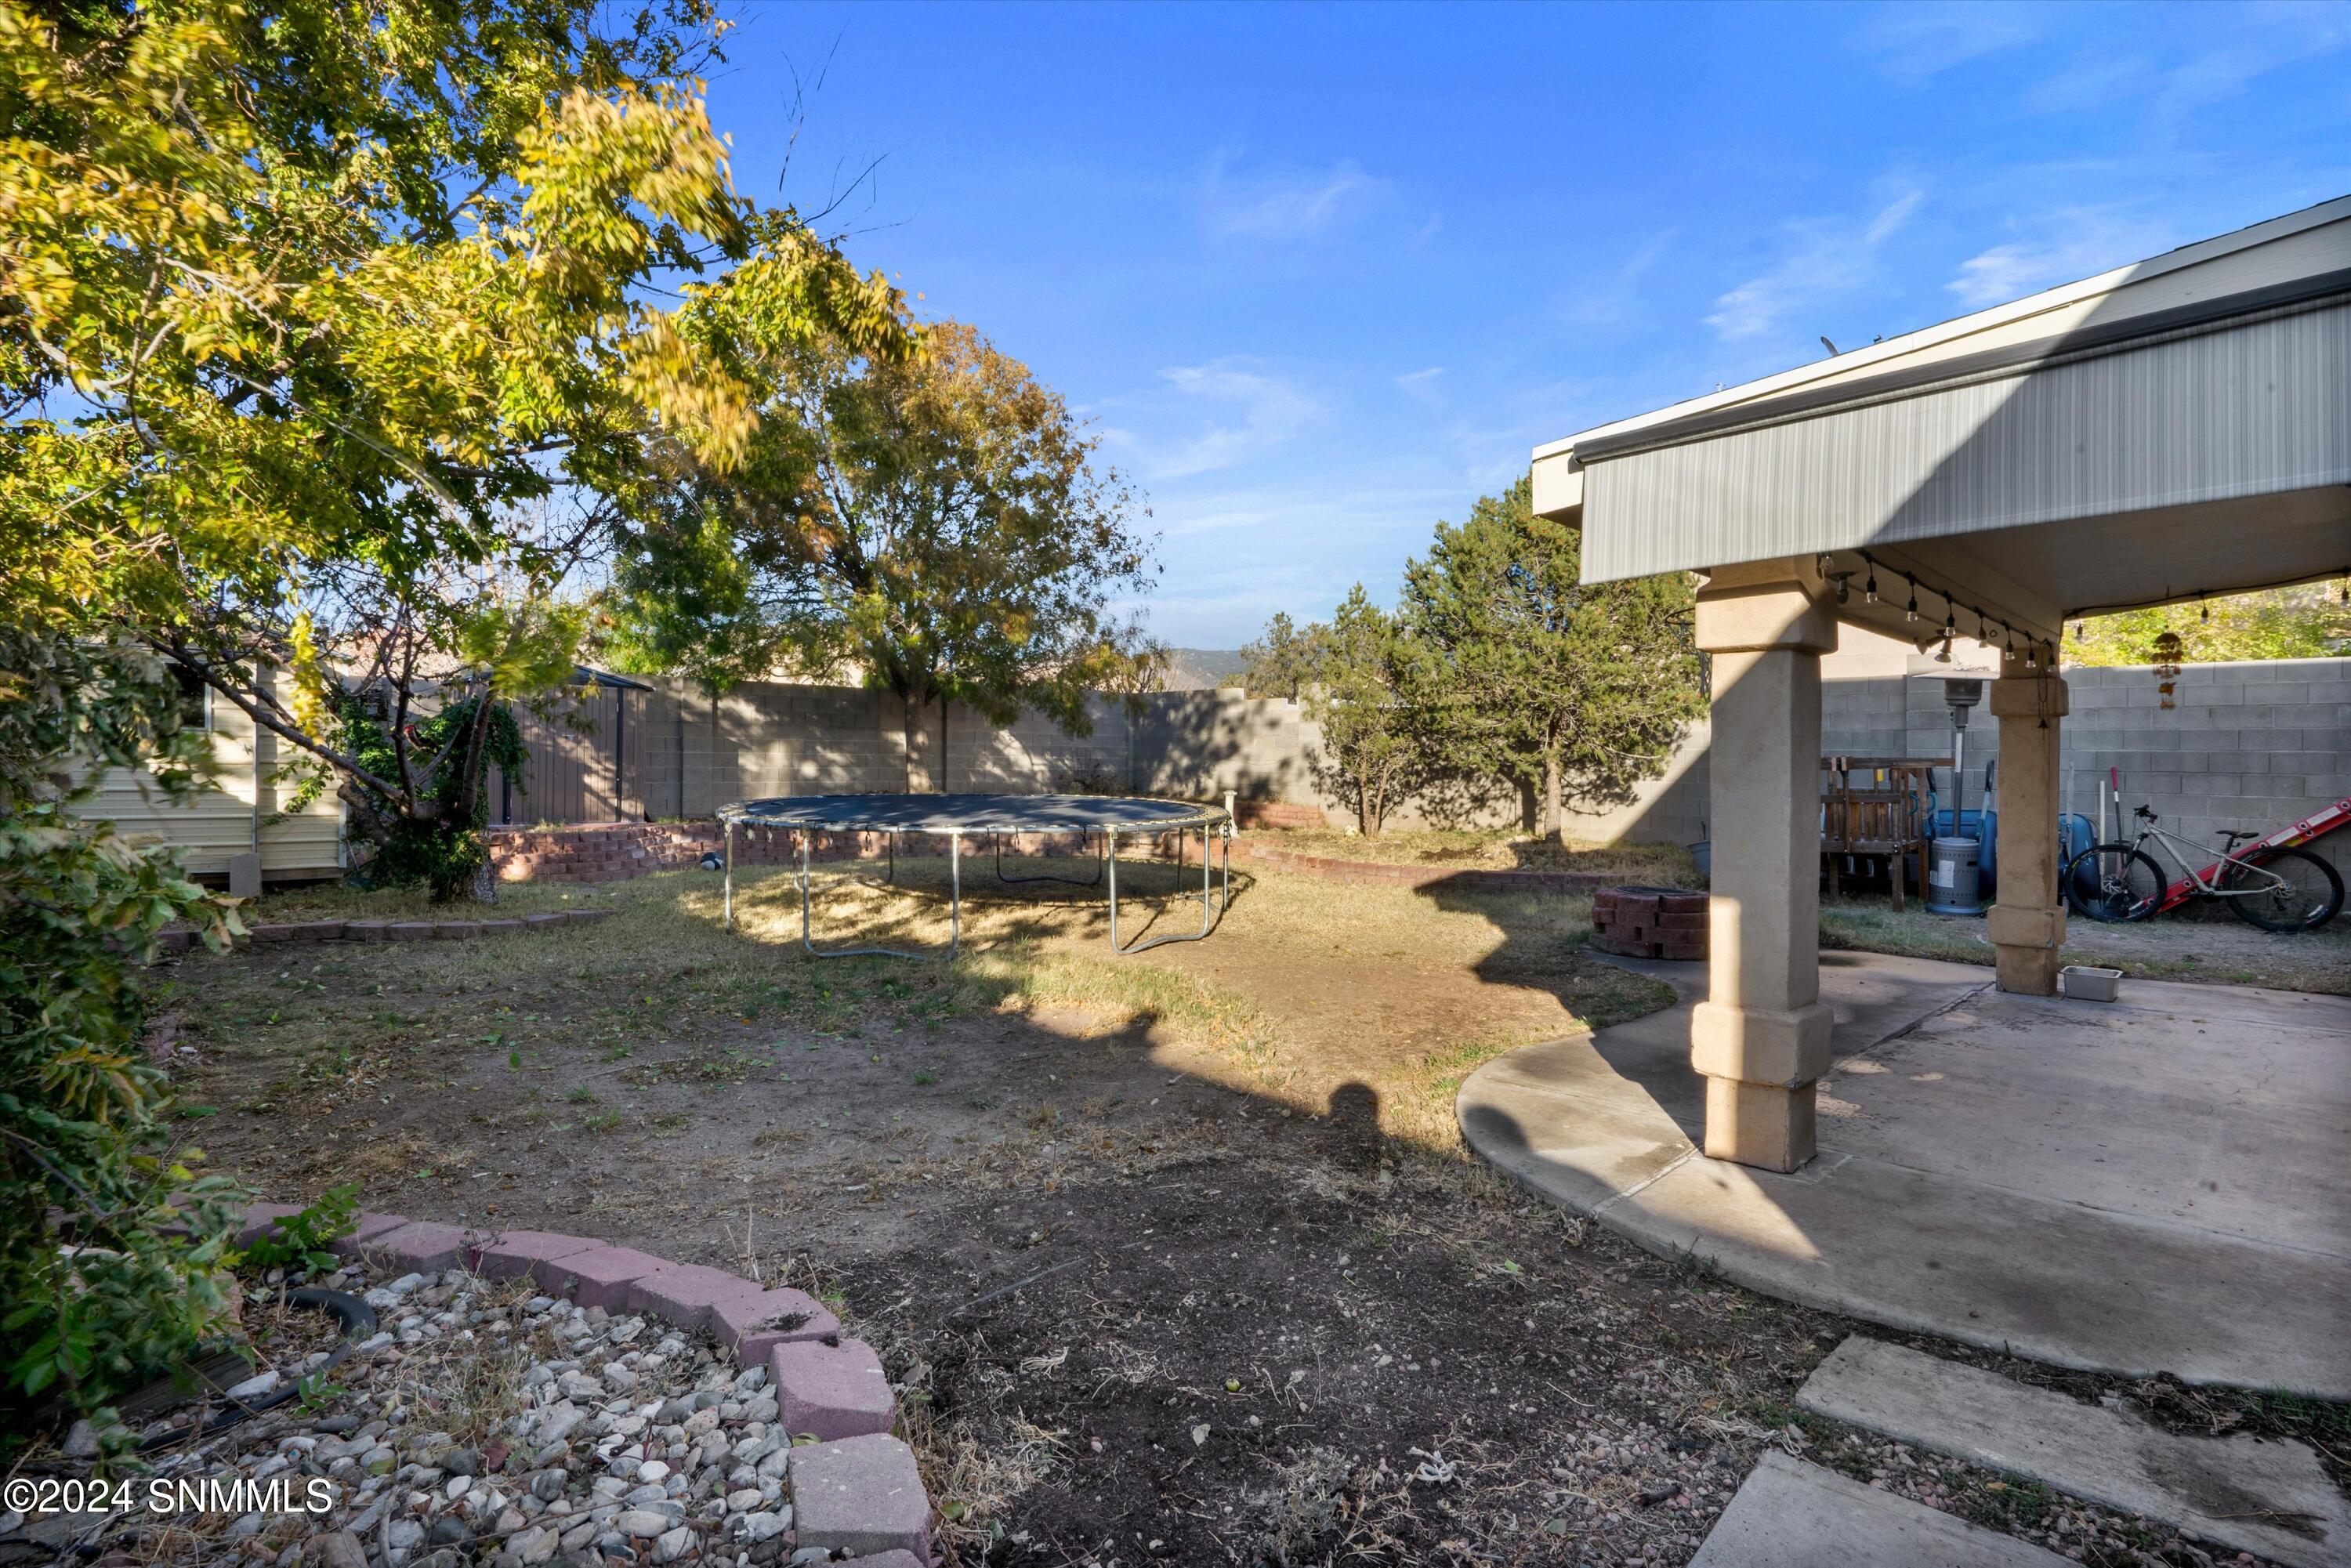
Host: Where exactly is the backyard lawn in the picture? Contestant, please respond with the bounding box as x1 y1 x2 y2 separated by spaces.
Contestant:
154 855 2320 1565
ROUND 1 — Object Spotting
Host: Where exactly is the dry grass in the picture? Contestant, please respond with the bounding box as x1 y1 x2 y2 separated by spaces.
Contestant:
1821 895 2351 995
1250 825 1702 882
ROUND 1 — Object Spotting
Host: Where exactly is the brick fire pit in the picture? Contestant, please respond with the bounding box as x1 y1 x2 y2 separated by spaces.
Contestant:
1591 886 1708 961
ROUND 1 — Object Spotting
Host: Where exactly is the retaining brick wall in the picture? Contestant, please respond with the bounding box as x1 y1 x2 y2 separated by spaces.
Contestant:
230 1206 934 1560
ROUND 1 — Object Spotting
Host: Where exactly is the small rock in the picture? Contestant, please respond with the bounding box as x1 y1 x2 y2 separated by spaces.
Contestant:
652 1526 694 1563
738 1512 788 1544
513 1526 560 1566
312 1529 370 1568
614 1509 672 1540
225 1368 281 1401
442 1447 483 1476
383 1519 426 1552
427 1515 472 1546
529 1469 568 1502
725 1489 761 1513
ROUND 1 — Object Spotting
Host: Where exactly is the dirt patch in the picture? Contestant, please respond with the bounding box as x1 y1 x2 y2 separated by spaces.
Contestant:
150 862 2338 1565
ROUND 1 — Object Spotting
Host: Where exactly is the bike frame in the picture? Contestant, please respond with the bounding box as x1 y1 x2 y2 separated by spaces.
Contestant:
2140 796 2351 914
2122 822 2286 900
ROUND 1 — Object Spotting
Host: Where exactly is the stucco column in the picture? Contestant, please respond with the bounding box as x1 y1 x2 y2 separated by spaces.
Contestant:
1987 650 2070 994
1691 559 1838 1173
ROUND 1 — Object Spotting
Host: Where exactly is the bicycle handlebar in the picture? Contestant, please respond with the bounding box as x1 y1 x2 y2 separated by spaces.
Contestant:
2134 804 2156 820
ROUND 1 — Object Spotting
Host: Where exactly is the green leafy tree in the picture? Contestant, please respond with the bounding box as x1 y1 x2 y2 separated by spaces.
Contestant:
1 628 244 1439
2 0 918 893
1229 612 1329 700
608 320 1157 773
1305 585 1425 837
2065 585 2351 668
1400 476 1704 842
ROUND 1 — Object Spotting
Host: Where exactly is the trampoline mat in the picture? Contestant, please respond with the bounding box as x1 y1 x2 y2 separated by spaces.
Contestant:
718 792 1226 834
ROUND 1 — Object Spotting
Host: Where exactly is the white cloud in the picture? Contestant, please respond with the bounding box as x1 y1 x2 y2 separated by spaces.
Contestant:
1201 156 1386 239
1706 190 1922 342
1143 360 1322 479
1859 5 2036 84
1394 367 1445 404
1946 209 2177 309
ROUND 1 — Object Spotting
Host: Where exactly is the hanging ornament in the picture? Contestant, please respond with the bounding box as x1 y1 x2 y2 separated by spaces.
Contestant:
1906 577 1919 622
2153 630 2183 709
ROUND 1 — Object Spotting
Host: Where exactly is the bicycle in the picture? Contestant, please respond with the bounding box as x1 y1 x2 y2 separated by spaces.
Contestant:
2063 805 2344 932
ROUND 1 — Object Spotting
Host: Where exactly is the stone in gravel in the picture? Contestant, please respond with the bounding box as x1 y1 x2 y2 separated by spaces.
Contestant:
726 1489 762 1513
831 1555 928 1568
427 1515 472 1546
314 1414 362 1436
651 1526 694 1563
614 1510 672 1539
512 1526 560 1565
737 1512 790 1544
310 1530 370 1568
441 1447 482 1476
383 1519 425 1552
529 1469 568 1502
636 1460 670 1485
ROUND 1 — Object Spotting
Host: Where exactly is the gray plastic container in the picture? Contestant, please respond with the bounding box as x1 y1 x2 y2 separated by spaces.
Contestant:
1925 835 1981 915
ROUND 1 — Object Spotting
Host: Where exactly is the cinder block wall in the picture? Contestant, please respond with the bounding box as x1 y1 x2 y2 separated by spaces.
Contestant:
610 658 2346 878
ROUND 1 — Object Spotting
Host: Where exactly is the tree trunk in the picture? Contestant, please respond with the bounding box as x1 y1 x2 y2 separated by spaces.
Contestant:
1543 751 1564 846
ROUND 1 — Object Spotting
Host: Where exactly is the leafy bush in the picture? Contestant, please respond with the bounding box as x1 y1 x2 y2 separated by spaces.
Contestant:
240 1185 361 1276
0 629 245 1443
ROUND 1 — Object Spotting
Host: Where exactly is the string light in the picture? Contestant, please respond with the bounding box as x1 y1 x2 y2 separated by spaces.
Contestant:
1864 569 1878 604
2024 641 2039 672
2200 595 2210 625
1906 575 1919 622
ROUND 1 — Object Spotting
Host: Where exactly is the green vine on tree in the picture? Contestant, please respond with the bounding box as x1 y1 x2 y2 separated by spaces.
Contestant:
337 694 528 901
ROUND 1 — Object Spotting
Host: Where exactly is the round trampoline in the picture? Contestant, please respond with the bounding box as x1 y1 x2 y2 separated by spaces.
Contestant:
715 792 1233 961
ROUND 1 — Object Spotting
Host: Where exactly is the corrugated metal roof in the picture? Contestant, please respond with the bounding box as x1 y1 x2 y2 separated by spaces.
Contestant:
1578 294 2351 585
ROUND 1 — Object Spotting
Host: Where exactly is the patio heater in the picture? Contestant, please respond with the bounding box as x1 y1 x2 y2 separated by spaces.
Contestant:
1926 678 1985 915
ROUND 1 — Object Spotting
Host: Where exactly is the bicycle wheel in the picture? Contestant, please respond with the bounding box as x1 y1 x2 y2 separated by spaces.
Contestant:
2063 844 2164 922
2219 846 2344 932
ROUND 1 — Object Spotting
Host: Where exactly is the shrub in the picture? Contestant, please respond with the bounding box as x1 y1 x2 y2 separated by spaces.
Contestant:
0 629 245 1445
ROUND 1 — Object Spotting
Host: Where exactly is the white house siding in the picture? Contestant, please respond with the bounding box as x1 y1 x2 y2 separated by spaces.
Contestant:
88 677 344 882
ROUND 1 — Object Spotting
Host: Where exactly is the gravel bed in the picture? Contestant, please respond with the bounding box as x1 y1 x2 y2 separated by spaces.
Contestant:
5 1264 848 1568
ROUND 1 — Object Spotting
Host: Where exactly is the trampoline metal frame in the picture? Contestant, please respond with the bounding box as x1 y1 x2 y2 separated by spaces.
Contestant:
719 794 1234 962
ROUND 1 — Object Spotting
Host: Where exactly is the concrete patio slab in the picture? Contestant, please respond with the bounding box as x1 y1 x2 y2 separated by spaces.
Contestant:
1459 951 2351 1396
1798 1337 2349 1568
1689 1451 2068 1568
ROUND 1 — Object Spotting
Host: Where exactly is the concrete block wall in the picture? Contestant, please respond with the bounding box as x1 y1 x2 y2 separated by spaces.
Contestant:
592 658 2345 880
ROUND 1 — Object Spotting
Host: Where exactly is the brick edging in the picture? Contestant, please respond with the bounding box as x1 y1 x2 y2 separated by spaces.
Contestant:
161 907 616 954
1233 840 1632 896
229 1205 933 1565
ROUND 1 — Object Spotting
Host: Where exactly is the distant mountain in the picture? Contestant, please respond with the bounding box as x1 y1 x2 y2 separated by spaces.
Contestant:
1159 647 1247 690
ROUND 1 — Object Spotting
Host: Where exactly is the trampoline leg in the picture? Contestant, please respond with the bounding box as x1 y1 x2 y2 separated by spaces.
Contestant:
723 820 734 933
1109 820 1227 955
796 827 955 961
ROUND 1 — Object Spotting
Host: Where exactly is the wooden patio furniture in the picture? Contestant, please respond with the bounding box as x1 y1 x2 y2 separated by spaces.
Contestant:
1820 755 1946 911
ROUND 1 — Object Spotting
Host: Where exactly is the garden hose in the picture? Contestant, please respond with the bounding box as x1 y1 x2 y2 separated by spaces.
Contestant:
136 1287 376 1454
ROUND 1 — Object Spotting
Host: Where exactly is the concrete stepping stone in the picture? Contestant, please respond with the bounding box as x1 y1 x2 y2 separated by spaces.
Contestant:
1797 1336 2347 1568
1691 1450 2067 1567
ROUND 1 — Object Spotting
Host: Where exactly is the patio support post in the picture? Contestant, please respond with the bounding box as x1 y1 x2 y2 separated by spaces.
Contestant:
1691 558 1838 1173
1988 649 2070 994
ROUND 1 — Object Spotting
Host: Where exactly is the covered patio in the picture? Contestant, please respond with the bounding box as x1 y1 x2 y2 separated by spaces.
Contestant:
1474 195 2351 1390
1524 194 2349 1175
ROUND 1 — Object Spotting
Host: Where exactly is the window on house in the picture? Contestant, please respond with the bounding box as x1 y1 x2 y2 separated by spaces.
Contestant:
172 664 211 732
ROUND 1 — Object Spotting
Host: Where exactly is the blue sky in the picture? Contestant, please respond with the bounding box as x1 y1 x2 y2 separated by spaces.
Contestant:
705 1 2351 648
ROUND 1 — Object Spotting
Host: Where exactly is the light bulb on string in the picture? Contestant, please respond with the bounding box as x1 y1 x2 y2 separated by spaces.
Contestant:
1906 577 1919 622
1864 569 1878 604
